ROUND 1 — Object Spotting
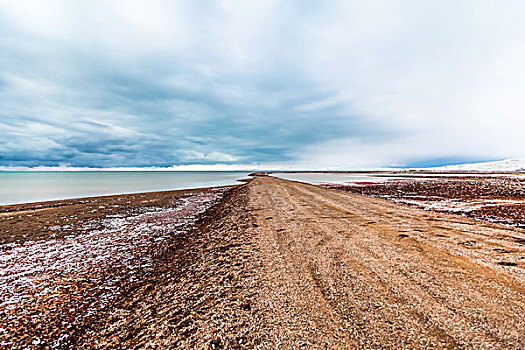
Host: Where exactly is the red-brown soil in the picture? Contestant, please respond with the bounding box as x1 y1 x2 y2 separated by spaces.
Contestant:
325 177 525 227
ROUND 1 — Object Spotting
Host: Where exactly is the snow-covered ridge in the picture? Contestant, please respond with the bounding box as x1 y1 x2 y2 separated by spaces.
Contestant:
432 158 525 172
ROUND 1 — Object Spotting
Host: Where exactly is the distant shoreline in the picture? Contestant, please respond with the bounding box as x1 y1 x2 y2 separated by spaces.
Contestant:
0 184 240 214
0 171 250 206
3 170 524 207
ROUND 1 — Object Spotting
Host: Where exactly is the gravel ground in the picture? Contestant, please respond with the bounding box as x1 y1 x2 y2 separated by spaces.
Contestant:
74 176 524 349
0 187 229 349
325 177 525 227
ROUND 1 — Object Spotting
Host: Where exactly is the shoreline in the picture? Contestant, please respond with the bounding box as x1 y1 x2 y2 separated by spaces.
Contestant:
0 171 250 206
2 170 522 208
1 184 236 348
0 184 240 245
0 183 240 212
2 176 524 348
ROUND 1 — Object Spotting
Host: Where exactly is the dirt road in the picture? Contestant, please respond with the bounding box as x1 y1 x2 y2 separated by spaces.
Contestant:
77 176 525 349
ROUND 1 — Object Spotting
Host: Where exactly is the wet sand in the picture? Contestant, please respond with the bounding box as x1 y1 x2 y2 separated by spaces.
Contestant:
2 176 525 349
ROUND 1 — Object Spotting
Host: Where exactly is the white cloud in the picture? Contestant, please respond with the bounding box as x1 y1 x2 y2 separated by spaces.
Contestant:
0 0 71 38
2 0 525 168
184 151 240 162
293 0 525 166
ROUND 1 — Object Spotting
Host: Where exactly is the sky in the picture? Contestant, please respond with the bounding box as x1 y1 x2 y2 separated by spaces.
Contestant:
1 0 525 170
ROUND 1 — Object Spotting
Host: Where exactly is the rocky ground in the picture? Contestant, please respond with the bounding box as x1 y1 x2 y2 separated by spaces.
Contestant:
0 187 230 349
2 176 525 349
325 176 525 228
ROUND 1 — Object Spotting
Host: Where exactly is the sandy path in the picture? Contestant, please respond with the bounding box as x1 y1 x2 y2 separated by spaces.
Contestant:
75 176 524 349
246 176 524 348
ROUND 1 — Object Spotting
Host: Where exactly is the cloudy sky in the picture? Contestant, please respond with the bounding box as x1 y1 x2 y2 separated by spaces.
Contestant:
1 0 525 169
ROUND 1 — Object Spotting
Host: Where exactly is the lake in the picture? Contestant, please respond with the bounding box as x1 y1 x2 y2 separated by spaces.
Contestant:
0 171 250 205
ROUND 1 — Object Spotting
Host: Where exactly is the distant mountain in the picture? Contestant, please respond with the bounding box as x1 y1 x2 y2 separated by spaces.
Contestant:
432 158 525 172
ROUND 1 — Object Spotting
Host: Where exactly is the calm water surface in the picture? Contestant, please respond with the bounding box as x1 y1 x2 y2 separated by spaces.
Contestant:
0 171 250 205
271 172 405 184
271 172 525 184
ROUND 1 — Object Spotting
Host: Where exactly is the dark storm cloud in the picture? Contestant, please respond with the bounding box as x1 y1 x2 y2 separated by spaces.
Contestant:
0 38 379 167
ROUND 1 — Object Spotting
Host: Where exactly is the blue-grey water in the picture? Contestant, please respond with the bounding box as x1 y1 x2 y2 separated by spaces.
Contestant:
0 171 250 205
271 172 407 184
